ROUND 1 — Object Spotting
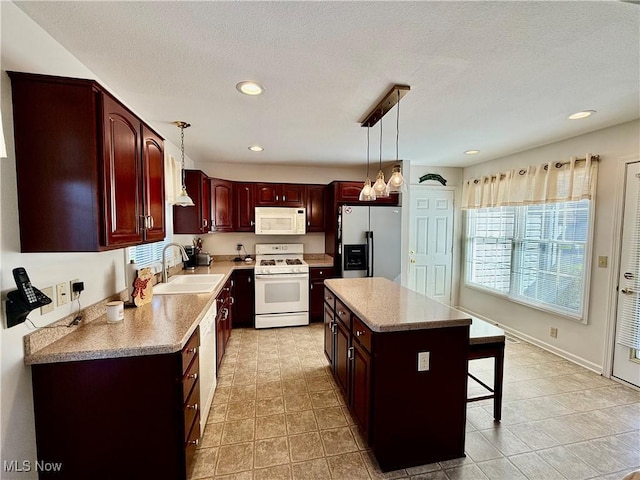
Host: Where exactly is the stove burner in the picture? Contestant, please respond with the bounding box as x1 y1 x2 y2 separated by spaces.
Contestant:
286 259 303 265
260 260 276 266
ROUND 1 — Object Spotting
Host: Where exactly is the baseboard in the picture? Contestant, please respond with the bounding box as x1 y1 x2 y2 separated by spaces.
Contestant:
456 306 603 374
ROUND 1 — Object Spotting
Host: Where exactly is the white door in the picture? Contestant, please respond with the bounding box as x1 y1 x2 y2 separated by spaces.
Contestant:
612 160 640 388
407 187 454 304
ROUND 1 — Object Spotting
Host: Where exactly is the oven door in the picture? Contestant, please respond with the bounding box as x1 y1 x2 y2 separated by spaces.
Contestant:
255 273 309 314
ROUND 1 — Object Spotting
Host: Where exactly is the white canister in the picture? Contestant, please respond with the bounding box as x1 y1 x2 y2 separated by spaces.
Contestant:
106 301 125 323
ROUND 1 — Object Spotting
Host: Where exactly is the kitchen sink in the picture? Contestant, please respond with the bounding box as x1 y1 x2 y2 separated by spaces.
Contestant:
153 273 225 295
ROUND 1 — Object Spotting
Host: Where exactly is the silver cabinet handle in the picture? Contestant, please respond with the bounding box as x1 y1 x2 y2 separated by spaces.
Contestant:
250 220 255 226
275 195 279 202
307 221 311 226
347 346 354 360
282 195 286 202
331 321 337 334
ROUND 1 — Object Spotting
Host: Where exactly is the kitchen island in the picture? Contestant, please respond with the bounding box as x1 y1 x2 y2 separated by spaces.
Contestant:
323 277 472 471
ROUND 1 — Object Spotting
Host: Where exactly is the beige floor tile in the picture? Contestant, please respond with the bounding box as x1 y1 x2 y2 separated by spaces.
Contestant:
200 421 223 448
325 452 371 480
537 446 598 480
289 431 325 462
508 452 565 479
256 396 285 416
286 410 319 434
284 393 313 412
254 436 291 468
226 400 256 421
309 390 339 409
229 384 257 402
257 369 282 383
190 446 218 479
283 378 309 395
212 471 253 480
215 442 254 476
291 458 331 479
207 403 228 424
314 406 347 430
319 427 359 456
306 375 334 392
212 385 231 404
220 418 255 445
444 464 489 480
256 413 288 439
361 449 407 479
476 458 526 479
254 463 292 480
257 380 283 399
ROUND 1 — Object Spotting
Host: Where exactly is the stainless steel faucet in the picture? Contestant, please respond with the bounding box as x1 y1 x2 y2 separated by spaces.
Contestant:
162 243 189 283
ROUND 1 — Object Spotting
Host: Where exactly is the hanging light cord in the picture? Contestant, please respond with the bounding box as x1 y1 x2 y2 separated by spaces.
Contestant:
180 124 186 187
366 125 370 177
396 90 400 162
379 110 383 170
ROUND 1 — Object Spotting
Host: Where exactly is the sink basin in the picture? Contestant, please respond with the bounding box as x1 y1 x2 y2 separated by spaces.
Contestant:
153 274 225 295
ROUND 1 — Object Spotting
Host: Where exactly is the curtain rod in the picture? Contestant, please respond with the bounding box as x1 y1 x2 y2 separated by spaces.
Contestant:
470 155 600 183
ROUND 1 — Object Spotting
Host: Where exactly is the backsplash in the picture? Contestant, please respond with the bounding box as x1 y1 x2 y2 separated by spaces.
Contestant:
175 232 326 256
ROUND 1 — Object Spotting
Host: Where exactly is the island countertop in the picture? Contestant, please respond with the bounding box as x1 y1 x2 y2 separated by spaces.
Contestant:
324 277 472 333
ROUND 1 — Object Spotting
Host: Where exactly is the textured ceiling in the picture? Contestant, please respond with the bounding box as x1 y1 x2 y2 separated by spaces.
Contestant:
13 1 640 168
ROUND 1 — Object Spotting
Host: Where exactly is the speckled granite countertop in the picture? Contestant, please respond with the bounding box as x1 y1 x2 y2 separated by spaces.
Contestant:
324 277 472 333
24 261 253 365
304 254 334 268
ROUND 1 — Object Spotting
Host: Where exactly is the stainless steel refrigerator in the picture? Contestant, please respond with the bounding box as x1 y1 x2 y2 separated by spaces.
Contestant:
339 205 402 281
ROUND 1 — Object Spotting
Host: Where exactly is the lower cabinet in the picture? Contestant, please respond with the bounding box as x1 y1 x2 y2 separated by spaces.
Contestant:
309 267 334 322
323 286 469 471
216 278 234 371
30 328 201 480
232 269 255 328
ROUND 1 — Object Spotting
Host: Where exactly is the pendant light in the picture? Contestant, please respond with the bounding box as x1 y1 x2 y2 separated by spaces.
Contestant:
358 126 376 201
372 108 390 198
174 121 195 207
386 89 406 193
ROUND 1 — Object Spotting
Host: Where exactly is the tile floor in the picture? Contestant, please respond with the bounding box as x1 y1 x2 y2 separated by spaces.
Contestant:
189 324 640 480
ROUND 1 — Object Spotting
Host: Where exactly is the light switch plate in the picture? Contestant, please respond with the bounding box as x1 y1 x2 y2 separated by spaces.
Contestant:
598 256 608 268
40 286 54 314
418 351 430 371
56 282 68 306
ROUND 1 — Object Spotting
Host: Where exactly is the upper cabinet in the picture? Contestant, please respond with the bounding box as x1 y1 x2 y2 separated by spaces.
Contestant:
8 72 165 252
333 181 400 205
306 184 326 232
210 178 234 232
173 170 212 234
254 183 306 207
235 183 255 232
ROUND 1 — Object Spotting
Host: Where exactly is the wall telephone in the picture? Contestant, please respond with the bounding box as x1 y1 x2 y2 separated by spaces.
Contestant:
5 268 52 328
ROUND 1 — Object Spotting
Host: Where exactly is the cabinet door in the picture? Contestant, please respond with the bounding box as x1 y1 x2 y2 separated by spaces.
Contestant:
334 319 350 398
306 185 326 232
216 308 225 372
323 304 335 365
235 183 255 231
281 184 306 207
173 170 209 234
142 126 166 242
232 270 255 328
254 183 281 205
351 340 372 441
310 278 326 321
211 178 234 232
336 182 363 203
102 95 143 246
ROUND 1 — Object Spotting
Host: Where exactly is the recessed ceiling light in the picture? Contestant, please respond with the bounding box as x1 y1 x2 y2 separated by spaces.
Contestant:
568 110 596 120
465 150 480 155
236 81 264 96
248 145 264 152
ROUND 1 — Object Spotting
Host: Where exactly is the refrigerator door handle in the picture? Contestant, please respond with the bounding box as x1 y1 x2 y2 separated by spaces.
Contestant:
366 231 374 277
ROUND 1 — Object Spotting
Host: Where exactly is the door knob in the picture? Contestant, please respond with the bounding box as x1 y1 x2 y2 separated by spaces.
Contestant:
620 288 636 295
624 272 634 280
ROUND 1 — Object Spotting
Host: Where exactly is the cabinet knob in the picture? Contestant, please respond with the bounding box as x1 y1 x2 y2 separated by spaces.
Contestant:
187 373 198 380
355 330 364 337
185 347 197 355
188 438 199 446
186 403 199 411
307 221 311 226
250 220 255 226
338 310 347 317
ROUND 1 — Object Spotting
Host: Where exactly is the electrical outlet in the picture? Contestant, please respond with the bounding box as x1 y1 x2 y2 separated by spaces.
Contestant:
236 243 243 251
40 286 54 314
550 327 558 338
70 279 80 300
417 351 430 371
56 282 68 306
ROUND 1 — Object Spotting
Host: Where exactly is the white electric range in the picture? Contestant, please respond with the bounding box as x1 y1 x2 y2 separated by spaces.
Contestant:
254 244 309 329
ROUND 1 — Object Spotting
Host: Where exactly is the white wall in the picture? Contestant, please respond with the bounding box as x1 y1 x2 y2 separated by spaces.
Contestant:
0 3 193 474
458 120 640 371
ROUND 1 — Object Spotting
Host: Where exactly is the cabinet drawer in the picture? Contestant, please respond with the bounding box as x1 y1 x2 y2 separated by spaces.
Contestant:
324 288 335 310
182 353 199 403
184 410 200 475
182 328 200 376
334 298 351 329
352 316 372 353
311 268 334 279
184 379 200 440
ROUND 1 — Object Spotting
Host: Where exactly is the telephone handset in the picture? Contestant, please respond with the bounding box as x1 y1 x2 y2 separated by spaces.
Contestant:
12 267 52 308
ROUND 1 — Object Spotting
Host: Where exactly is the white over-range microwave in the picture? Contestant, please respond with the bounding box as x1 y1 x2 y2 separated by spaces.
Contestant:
254 207 306 235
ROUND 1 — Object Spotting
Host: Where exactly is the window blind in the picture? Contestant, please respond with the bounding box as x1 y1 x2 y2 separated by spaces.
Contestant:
616 168 640 350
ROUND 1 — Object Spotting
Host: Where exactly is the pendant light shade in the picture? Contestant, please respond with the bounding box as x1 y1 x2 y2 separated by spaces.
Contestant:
174 121 195 207
359 126 376 201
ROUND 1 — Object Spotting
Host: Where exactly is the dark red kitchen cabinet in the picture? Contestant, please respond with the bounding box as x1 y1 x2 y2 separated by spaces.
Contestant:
235 182 255 231
306 184 326 232
323 303 335 365
173 170 211 234
334 181 400 205
8 72 166 252
254 183 306 207
351 336 372 441
232 269 255 328
310 267 334 321
210 178 234 232
141 126 166 242
334 318 350 396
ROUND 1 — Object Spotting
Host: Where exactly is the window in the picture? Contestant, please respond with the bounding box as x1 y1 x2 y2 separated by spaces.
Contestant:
465 199 591 321
128 239 170 268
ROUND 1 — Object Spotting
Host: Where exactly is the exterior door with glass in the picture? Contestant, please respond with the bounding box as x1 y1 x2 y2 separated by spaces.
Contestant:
612 160 640 388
